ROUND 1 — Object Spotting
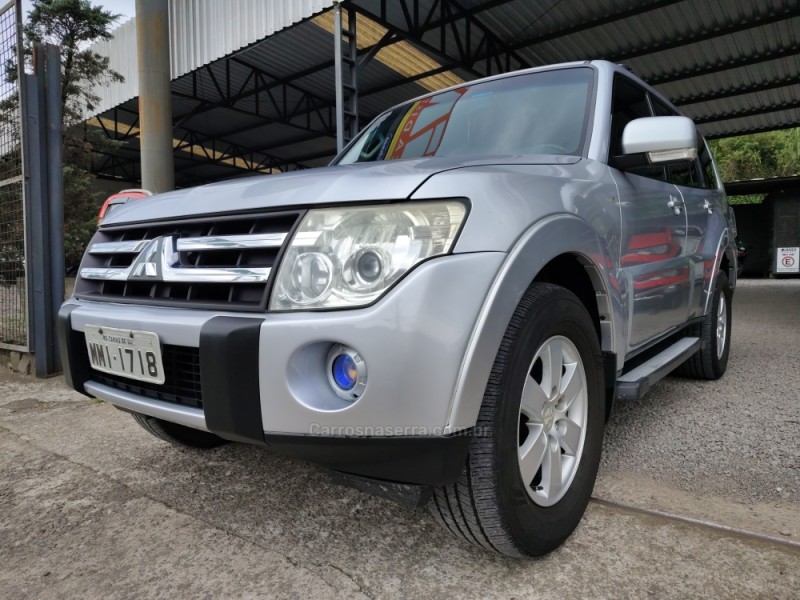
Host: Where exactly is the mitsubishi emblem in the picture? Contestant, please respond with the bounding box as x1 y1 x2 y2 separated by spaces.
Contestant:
128 236 175 281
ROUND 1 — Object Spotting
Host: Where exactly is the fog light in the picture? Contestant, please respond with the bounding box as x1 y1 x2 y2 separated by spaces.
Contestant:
332 354 357 390
327 344 367 401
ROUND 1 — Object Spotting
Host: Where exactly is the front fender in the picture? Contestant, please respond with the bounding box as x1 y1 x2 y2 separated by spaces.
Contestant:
445 214 624 433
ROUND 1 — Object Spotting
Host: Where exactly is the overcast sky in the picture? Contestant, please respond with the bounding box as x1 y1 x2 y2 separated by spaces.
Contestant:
21 0 136 27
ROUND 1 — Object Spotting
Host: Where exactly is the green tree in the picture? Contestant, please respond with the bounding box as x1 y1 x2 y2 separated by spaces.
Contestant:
710 128 800 204
25 0 123 266
25 0 123 125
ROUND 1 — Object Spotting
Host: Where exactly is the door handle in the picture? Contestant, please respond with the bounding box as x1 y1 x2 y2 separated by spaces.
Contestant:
667 196 681 215
703 200 713 214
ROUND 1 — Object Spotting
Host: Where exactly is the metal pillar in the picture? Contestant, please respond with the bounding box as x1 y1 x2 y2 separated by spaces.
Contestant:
23 43 63 376
333 2 358 153
136 0 174 193
45 44 63 371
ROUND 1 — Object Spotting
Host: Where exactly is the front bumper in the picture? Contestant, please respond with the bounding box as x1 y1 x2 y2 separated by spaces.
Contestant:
58 252 504 484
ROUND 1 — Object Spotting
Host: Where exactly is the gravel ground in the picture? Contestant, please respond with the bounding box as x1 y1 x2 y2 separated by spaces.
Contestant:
601 278 800 504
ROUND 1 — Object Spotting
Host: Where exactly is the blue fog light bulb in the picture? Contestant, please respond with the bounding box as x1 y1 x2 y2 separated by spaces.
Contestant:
332 354 358 390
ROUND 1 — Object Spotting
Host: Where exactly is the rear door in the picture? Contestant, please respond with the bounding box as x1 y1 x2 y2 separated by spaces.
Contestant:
675 139 726 318
651 97 723 319
609 75 691 351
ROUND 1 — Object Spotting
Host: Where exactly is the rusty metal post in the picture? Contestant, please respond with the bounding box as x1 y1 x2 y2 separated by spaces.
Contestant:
136 0 174 193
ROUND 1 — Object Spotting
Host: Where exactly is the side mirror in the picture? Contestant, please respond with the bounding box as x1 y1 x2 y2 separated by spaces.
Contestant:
613 116 697 170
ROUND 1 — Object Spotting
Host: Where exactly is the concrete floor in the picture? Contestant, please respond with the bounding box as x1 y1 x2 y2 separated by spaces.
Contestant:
1 280 798 599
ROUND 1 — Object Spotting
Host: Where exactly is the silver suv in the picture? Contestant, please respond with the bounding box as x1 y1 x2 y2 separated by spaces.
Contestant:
59 60 736 558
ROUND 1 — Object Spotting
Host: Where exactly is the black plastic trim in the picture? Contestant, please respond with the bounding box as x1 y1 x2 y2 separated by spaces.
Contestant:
99 208 306 232
72 293 269 313
57 304 92 397
615 338 701 401
200 316 264 444
603 351 617 421
263 430 472 486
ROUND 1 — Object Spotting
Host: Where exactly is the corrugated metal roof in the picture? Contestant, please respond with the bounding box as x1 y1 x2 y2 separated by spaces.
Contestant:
87 0 334 117
89 0 800 187
170 0 334 76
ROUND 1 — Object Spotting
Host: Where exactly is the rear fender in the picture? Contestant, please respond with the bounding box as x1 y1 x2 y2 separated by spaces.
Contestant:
704 227 734 315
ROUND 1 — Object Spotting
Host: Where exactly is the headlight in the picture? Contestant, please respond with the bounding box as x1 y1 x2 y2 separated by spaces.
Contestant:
270 201 466 310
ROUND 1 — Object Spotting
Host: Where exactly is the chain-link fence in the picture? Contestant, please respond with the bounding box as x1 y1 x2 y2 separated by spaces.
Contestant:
0 0 26 350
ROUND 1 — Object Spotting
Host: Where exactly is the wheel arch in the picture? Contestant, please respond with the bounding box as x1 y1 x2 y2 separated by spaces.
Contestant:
446 214 623 433
533 252 619 421
704 227 736 315
721 245 736 281
534 253 604 343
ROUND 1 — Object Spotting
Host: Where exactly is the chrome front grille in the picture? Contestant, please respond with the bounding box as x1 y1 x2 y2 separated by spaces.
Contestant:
75 212 302 311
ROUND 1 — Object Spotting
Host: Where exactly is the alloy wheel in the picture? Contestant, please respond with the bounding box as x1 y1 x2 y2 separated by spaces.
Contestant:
517 336 588 507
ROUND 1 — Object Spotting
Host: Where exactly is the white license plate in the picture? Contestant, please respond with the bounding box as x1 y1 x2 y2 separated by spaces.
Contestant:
84 325 165 384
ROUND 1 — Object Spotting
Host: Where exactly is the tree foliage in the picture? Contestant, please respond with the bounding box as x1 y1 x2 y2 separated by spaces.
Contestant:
710 128 800 204
25 0 123 125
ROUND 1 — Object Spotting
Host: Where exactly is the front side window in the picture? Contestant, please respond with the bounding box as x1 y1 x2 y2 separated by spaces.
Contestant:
610 74 666 180
336 68 594 164
650 96 676 117
610 74 652 157
699 140 719 190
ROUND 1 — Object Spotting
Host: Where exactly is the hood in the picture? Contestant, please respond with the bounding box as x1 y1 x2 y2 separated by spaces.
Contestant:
101 154 581 226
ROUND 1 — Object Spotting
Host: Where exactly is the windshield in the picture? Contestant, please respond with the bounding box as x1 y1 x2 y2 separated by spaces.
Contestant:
337 67 594 164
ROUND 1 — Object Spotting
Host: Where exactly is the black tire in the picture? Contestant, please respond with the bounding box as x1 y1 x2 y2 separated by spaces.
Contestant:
132 413 228 449
675 271 732 380
430 283 605 557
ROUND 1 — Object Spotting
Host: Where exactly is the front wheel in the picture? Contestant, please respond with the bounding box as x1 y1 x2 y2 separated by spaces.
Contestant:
430 283 605 557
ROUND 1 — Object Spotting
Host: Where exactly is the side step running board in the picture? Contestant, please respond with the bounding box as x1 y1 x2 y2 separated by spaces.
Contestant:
615 337 700 401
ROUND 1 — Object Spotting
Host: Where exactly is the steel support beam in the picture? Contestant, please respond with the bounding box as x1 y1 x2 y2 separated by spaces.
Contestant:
23 44 62 376
136 0 174 193
353 0 528 75
45 44 63 371
334 3 344 152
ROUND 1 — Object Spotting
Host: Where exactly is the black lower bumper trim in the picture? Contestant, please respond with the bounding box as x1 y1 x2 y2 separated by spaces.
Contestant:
264 431 472 486
57 305 91 397
200 316 265 444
